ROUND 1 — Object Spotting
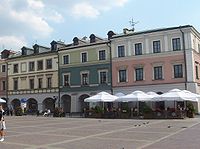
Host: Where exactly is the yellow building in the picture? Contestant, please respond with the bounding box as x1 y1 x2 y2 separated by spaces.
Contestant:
7 43 62 113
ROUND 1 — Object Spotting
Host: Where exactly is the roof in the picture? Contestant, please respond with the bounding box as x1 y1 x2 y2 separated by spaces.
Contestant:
111 25 194 39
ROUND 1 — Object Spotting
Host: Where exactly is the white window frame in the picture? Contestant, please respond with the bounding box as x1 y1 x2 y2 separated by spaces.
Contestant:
98 49 106 60
98 69 108 84
80 52 88 63
118 69 128 83
63 73 70 86
80 71 89 85
63 54 70 65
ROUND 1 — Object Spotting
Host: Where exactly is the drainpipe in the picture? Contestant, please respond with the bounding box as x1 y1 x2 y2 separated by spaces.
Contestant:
180 26 187 90
57 50 61 107
106 41 113 95
6 61 9 105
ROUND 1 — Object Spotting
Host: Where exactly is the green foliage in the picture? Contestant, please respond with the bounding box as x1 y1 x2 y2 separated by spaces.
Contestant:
141 103 152 114
187 102 195 113
94 106 103 113
15 106 23 116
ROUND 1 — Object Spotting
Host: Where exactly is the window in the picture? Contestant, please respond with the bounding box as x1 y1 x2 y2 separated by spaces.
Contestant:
63 55 69 64
29 62 35 71
198 44 200 53
99 50 106 60
13 64 19 73
29 79 34 89
2 81 6 90
135 43 142 55
196 65 199 79
38 78 43 89
119 69 127 82
63 74 70 86
135 68 143 81
46 59 52 69
172 38 181 51
13 79 18 90
47 77 52 88
81 73 89 85
153 40 161 53
81 52 87 63
174 64 183 78
99 71 107 84
154 66 163 80
1 65 6 72
118 45 125 57
37 60 43 70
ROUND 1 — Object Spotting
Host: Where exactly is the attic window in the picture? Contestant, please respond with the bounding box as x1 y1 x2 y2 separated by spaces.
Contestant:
73 37 79 45
89 34 96 43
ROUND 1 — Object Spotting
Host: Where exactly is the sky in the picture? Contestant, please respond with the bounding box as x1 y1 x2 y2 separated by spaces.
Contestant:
0 0 200 52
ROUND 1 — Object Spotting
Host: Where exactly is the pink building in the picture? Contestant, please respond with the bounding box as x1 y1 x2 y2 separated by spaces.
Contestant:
111 25 200 95
0 59 7 100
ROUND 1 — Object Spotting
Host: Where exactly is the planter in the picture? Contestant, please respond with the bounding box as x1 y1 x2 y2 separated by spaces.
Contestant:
187 111 194 118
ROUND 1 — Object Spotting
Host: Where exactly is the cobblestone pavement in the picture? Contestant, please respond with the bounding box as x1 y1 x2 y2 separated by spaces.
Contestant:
1 116 200 149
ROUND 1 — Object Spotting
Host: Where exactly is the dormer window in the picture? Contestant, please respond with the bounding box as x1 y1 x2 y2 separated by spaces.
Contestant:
89 34 96 43
73 37 79 45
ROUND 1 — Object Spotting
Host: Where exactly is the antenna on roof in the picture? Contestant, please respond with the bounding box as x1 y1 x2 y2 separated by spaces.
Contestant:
129 18 139 31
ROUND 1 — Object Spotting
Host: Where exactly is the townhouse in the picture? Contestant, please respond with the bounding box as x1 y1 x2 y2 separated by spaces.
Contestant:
7 42 64 112
111 25 200 94
58 34 112 113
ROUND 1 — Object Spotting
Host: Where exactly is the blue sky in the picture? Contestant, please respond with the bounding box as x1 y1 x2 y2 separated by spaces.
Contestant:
0 0 200 51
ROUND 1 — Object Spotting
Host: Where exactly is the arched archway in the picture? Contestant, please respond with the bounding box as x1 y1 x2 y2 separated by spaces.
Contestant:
61 95 71 113
42 98 55 112
79 94 89 112
11 99 20 110
27 98 38 113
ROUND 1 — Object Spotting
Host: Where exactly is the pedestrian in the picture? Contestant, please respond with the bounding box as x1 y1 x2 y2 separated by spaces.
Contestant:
0 105 6 142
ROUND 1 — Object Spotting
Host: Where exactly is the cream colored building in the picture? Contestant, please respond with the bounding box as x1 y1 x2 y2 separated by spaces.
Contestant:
7 44 60 113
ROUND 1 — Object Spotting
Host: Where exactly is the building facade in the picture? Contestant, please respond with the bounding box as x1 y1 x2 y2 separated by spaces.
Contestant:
59 34 112 113
7 44 60 112
111 25 200 111
0 59 7 101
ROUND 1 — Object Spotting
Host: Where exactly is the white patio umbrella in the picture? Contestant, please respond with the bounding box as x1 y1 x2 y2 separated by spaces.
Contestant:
160 89 189 101
131 90 152 102
182 90 200 102
0 98 6 103
84 91 118 103
114 92 125 97
146 92 161 100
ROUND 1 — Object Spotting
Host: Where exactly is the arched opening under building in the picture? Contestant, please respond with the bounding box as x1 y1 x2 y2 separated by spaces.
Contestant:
79 94 89 112
42 98 55 112
11 99 20 110
61 95 71 113
27 98 38 114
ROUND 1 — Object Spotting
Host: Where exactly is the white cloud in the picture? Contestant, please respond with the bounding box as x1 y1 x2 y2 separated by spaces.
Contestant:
45 10 64 23
70 0 129 18
71 2 100 18
0 36 27 51
10 10 53 37
27 0 44 10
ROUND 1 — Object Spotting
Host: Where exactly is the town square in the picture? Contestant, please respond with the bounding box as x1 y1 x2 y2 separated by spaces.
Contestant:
0 115 200 149
1 0 200 149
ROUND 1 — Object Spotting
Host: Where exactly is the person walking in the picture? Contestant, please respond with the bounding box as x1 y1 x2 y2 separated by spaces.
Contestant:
0 105 6 142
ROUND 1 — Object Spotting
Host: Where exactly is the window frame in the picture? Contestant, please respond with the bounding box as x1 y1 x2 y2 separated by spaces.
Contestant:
135 43 143 55
98 50 106 60
63 54 70 64
81 52 88 63
119 69 127 83
172 38 181 51
153 40 161 53
118 45 125 57
174 64 183 78
154 66 163 80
